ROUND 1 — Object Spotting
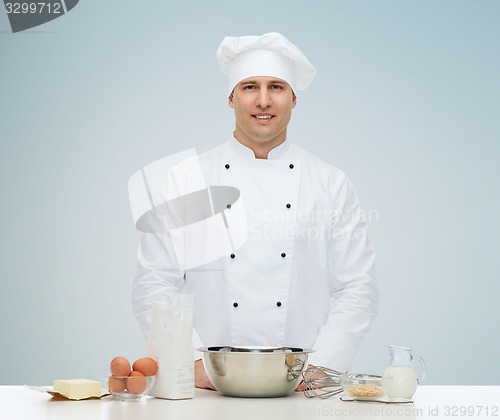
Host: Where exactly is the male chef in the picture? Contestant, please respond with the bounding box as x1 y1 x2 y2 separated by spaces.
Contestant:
132 32 379 390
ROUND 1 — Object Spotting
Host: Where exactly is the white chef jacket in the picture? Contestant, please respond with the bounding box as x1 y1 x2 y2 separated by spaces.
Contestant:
132 138 378 372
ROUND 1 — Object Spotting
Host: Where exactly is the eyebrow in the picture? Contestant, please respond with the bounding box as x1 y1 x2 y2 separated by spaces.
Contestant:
239 80 287 86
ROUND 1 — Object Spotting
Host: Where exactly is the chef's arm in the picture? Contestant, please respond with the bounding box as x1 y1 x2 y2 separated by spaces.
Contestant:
131 230 204 353
310 176 379 372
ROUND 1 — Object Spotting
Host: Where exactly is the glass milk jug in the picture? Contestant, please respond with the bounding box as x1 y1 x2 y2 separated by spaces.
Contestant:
382 345 426 399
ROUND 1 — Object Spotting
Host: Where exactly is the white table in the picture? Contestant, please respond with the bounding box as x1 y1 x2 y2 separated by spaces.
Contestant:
1 386 498 420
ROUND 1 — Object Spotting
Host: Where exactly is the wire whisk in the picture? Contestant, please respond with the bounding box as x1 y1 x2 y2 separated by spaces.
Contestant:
302 366 344 399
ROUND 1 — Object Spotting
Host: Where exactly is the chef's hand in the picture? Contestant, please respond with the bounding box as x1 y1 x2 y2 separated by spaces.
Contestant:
194 359 217 390
295 364 322 392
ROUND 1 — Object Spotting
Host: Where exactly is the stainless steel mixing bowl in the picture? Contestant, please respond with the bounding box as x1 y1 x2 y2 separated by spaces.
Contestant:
198 346 315 398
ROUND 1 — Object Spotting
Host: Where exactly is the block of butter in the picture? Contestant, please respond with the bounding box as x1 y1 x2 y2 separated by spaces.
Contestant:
53 379 102 400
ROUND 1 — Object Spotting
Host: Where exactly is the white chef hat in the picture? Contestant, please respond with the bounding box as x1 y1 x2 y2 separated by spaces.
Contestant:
216 32 316 94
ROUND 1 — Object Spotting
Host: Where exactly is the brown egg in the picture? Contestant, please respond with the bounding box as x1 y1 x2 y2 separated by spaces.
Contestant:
110 356 131 376
108 376 126 392
132 357 158 376
126 371 147 394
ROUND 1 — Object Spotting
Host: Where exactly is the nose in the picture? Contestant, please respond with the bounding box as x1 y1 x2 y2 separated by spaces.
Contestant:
256 89 271 108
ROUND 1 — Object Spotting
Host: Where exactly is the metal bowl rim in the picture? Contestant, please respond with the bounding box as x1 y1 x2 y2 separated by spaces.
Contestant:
342 373 383 380
197 346 316 354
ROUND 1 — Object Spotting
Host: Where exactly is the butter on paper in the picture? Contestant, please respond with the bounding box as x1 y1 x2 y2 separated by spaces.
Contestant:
26 385 110 401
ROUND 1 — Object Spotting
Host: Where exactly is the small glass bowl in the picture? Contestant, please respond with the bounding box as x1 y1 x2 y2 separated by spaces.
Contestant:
104 375 156 401
340 374 385 398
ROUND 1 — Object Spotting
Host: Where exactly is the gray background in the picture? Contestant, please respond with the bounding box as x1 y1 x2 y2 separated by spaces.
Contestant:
1 0 498 386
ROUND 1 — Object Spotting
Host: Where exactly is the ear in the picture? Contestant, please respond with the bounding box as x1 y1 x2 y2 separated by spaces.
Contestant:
228 93 234 109
292 93 297 109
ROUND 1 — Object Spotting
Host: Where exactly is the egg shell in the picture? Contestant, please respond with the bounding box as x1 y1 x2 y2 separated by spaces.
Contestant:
108 376 127 392
110 356 131 376
132 357 158 376
126 371 147 394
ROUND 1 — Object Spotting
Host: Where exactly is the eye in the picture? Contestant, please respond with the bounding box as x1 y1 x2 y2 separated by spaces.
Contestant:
270 84 284 90
242 85 256 90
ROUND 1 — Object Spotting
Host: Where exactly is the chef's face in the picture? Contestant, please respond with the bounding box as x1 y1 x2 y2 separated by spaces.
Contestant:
229 76 296 152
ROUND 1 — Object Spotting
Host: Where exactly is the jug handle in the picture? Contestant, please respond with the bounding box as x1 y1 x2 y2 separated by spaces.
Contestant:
413 355 427 383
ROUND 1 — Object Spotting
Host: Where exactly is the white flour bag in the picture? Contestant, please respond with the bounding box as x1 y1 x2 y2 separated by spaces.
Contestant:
147 292 194 399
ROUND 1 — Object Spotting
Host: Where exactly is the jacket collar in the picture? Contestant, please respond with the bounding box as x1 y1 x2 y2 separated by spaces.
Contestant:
229 136 292 160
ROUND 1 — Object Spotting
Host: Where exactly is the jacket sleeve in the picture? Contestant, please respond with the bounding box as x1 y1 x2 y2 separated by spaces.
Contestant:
130 158 207 358
309 174 379 372
131 231 205 358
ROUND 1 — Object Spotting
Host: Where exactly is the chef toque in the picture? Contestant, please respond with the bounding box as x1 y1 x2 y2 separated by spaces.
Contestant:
216 32 316 94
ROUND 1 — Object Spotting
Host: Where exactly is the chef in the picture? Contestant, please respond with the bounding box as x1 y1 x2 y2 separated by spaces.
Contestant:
132 32 379 390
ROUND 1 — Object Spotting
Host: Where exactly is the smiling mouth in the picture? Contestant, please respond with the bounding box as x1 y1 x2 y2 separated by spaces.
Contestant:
253 114 274 120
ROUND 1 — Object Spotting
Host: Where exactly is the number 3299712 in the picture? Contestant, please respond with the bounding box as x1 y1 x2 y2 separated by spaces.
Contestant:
5 2 62 14
443 405 498 416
